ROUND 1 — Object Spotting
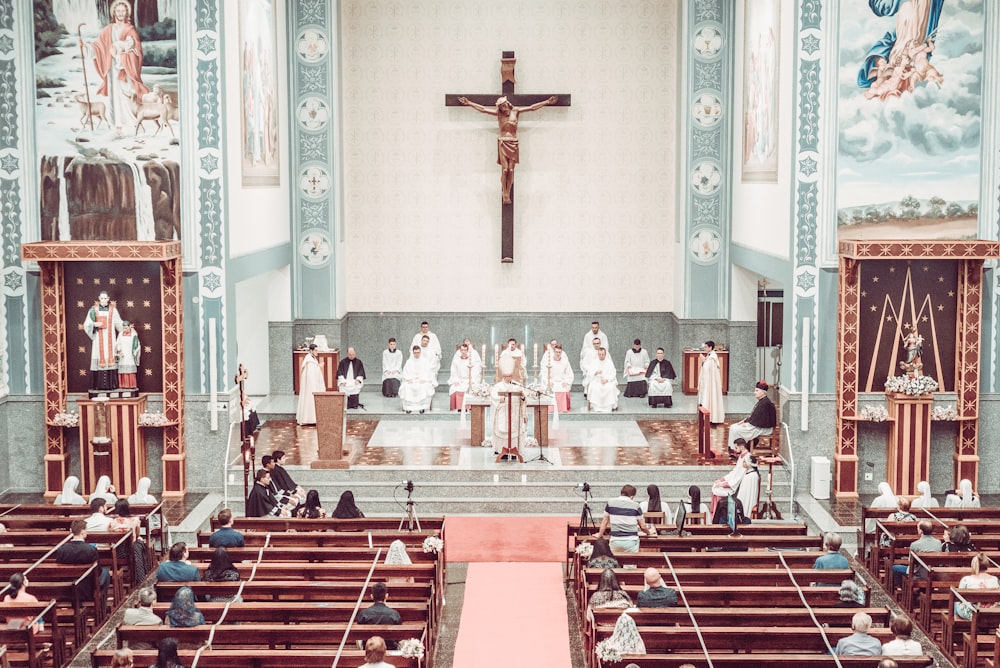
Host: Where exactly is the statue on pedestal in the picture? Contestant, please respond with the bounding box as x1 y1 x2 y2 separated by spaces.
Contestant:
83 290 124 392
899 324 924 377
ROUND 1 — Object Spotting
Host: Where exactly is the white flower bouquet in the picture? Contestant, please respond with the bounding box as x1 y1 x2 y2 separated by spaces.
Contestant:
858 405 889 422
932 404 958 421
52 412 79 427
884 374 938 396
575 542 594 559
422 536 444 554
398 638 424 659
595 639 622 663
138 412 170 427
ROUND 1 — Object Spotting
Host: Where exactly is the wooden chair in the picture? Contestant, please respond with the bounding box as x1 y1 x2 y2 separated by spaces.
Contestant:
685 512 706 525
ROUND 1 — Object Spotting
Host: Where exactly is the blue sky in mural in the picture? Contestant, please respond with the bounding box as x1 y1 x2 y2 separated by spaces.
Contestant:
837 0 983 213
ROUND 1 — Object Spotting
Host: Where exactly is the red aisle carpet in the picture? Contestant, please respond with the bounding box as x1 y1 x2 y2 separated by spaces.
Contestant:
444 515 572 562
452 562 572 668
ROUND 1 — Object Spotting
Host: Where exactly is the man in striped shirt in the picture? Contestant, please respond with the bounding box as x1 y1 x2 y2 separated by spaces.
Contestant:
595 484 657 553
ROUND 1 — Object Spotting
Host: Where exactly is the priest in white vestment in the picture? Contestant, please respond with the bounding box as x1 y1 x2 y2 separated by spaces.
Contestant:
491 352 527 460
586 348 619 412
417 334 441 382
400 346 435 413
336 346 366 409
698 340 725 424
580 321 609 373
463 338 483 369
448 343 482 410
539 343 574 412
411 322 442 378
711 438 749 516
645 347 676 407
496 339 527 384
381 338 403 397
580 336 602 395
623 339 650 398
296 344 326 425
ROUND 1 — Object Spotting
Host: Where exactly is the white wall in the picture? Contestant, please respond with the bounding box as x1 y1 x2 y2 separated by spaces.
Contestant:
234 267 290 395
730 1 794 260
224 0 292 258
340 1 679 312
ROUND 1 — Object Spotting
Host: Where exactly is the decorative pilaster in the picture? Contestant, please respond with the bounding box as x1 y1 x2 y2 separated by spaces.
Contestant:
834 255 859 497
954 259 984 485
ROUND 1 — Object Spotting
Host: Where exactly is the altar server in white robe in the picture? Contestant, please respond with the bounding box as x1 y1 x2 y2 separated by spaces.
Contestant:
698 340 725 424
336 347 366 409
381 338 403 397
411 322 441 378
296 344 326 425
580 336 602 395
736 455 760 520
539 339 559 367
586 348 619 413
711 438 749 516
539 343 574 412
491 353 527 459
645 348 676 407
400 345 435 413
463 338 483 369
623 339 650 398
448 342 482 410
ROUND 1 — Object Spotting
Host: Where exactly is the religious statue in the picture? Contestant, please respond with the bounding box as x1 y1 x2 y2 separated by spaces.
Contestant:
457 95 558 204
900 324 924 376
83 290 124 392
115 320 141 393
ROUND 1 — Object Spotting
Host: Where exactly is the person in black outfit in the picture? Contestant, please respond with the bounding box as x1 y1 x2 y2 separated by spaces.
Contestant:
727 381 777 455
53 519 111 604
357 582 401 648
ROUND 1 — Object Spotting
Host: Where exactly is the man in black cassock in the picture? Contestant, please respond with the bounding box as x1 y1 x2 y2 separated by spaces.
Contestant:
262 454 301 506
337 346 367 409
727 380 777 451
645 347 677 407
268 450 304 500
246 469 290 517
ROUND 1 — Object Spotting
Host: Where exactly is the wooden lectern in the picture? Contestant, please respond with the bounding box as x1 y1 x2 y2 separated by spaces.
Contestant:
885 392 933 497
697 405 715 459
78 396 147 496
311 391 349 469
682 349 729 395
495 391 524 463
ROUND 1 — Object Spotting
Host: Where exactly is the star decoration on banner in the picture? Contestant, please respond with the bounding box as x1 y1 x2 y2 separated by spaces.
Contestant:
126 277 134 285
197 34 215 56
3 271 23 292
109 278 116 285
0 153 19 173
798 156 817 177
203 273 222 292
801 34 820 55
201 154 219 173
872 276 880 283
142 277 150 284
143 323 152 330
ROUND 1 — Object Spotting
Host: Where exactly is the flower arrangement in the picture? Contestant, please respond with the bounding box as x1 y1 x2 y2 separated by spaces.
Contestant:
398 638 424 659
575 542 594 559
884 374 938 396
595 639 622 663
138 412 170 427
52 412 79 427
468 382 492 398
422 536 444 554
932 404 958 421
858 405 890 422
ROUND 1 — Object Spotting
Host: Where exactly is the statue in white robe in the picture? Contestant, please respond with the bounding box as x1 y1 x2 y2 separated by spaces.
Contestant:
586 349 619 412
400 347 435 413
296 345 326 425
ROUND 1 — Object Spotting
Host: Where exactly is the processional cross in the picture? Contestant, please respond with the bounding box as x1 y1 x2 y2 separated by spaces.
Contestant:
446 51 571 263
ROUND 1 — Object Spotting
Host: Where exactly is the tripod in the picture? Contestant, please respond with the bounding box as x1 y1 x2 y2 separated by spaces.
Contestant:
578 487 595 532
398 486 421 532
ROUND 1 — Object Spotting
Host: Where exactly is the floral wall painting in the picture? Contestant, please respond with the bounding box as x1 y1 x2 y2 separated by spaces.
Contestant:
837 0 982 241
240 0 280 187
741 0 780 183
35 0 180 241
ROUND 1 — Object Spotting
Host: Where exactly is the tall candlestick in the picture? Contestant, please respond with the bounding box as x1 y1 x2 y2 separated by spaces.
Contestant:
494 343 499 367
533 342 538 367
481 344 486 368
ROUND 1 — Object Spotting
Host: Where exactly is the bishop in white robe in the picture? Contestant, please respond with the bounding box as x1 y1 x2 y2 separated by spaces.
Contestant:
400 346 435 413
492 353 527 461
586 348 619 412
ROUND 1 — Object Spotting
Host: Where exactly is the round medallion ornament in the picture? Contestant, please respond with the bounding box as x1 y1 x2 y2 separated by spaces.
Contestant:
297 97 330 131
692 93 723 127
299 165 331 199
689 228 722 263
693 26 723 58
300 232 332 267
297 29 328 63
691 161 722 196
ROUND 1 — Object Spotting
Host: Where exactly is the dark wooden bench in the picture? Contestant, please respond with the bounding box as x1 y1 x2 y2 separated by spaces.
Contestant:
91 648 422 668
115 621 427 650
952 591 1000 668
214 516 445 533
599 655 934 668
148 600 431 624
0 565 102 647
0 599 63 668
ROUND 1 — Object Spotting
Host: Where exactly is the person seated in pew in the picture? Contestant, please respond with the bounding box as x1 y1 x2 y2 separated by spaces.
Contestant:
637 567 677 608
165 586 204 628
879 497 917 548
207 508 244 548
881 614 922 656
710 439 750 517
110 648 134 668
54 475 86 505
293 489 328 519
150 637 183 668
269 451 305 500
943 524 977 552
245 469 293 518
0 522 10 548
606 611 646 655
588 568 632 610
203 547 240 583
362 635 395 668
53 519 111 604
891 520 941 587
956 552 1000 618
85 496 113 532
945 478 980 508
680 485 709 517
110 499 141 532
910 480 938 509
128 477 158 505
813 532 849 570
155 542 201 592
2 572 41 631
834 611 882 656
586 538 620 570
123 587 162 626
384 540 412 566
262 455 301 507
835 579 865 607
332 490 365 519
91 475 118 505
358 582 402 625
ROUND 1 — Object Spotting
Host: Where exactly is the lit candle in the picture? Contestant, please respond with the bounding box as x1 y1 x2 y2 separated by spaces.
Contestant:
481 344 486 367
533 342 538 367
494 343 499 367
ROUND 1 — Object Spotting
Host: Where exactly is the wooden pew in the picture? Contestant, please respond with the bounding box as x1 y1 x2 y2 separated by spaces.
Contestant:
115 621 427 650
0 565 102 646
951 590 1000 668
91 648 423 668
859 506 1000 563
148 600 431 624
0 599 63 668
600 655 934 668
167 561 437 583
213 516 445 533
197 530 438 549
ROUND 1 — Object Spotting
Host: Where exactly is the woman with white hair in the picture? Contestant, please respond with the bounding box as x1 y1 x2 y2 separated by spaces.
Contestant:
945 479 980 508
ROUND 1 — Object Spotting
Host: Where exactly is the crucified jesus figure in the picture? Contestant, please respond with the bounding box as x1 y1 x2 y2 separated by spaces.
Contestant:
458 95 558 204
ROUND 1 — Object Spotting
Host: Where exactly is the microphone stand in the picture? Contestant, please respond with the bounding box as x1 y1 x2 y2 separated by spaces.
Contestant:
513 380 555 465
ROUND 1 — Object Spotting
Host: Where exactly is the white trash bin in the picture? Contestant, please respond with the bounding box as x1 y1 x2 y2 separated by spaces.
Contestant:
811 456 831 500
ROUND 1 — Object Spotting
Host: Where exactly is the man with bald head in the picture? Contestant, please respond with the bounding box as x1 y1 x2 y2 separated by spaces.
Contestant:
637 567 677 607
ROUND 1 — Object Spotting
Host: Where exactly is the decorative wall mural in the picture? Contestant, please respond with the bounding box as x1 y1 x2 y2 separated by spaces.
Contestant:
837 0 982 241
35 0 180 242
240 0 280 187
741 0 779 182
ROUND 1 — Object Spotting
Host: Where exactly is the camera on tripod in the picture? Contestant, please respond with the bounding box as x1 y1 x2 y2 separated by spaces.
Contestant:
577 482 590 493
402 480 415 493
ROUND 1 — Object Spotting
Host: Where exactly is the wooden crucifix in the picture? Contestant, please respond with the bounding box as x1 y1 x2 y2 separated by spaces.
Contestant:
447 51 571 263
